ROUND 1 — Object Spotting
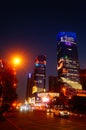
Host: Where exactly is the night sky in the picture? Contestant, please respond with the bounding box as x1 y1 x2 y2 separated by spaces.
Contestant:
0 1 86 100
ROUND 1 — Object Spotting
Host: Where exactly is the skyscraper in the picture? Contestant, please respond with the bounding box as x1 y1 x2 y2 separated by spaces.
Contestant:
26 73 34 99
33 55 46 93
56 32 82 90
49 76 58 92
79 69 86 90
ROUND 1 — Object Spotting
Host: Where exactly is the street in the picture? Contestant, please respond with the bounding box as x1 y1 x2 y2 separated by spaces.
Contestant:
3 110 86 130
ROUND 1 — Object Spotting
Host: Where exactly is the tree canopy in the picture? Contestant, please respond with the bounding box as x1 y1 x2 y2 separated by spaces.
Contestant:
0 59 17 112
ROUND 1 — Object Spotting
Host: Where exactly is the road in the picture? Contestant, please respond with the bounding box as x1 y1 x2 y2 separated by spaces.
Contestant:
5 110 86 130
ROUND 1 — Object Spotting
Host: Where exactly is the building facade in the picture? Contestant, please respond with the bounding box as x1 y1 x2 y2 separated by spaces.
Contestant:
79 69 86 90
33 55 46 93
56 32 82 90
48 76 58 92
26 73 34 99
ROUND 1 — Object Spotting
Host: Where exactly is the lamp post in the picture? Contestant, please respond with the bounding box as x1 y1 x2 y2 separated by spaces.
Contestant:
62 87 66 96
12 57 21 88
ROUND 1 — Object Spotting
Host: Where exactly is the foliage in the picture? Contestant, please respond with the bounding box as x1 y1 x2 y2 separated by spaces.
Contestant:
0 59 18 113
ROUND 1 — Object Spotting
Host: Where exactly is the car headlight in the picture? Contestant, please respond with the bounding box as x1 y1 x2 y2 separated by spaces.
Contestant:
60 111 64 115
67 112 69 115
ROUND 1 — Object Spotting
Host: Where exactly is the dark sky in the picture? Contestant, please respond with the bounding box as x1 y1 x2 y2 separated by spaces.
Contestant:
0 1 86 100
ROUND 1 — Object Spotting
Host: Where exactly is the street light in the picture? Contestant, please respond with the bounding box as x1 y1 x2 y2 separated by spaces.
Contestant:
11 57 22 89
62 87 66 96
12 57 21 67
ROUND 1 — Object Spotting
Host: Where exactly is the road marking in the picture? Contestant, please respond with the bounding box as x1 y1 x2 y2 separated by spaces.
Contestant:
6 118 22 130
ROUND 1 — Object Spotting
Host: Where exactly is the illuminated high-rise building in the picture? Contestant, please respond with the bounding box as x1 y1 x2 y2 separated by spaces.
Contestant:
57 32 82 90
26 73 34 99
80 69 86 90
33 55 46 93
49 76 58 92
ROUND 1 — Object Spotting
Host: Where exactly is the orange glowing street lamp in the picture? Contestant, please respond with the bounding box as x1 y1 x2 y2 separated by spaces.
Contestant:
12 57 21 67
11 57 22 87
62 87 66 96
11 57 21 76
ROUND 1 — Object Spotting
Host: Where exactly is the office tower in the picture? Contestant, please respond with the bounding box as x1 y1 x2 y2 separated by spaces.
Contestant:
33 55 46 93
49 76 58 92
26 73 34 99
56 32 82 90
79 69 86 90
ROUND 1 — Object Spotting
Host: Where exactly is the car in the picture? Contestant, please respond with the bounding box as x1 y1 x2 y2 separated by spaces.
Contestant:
46 108 53 113
53 107 70 117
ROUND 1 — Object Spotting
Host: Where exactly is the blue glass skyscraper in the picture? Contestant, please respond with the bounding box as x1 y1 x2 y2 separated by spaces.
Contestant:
57 32 82 90
33 55 46 93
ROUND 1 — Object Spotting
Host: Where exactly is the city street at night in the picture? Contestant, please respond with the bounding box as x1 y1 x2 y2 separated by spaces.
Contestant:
1 110 86 130
0 1 86 130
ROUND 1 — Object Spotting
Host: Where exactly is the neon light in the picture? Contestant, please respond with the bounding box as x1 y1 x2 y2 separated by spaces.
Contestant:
28 73 31 78
56 32 77 41
35 63 39 66
65 42 71 46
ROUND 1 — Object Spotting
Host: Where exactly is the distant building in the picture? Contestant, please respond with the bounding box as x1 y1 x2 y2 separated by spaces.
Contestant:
48 76 58 92
56 32 82 90
26 73 34 99
33 55 46 93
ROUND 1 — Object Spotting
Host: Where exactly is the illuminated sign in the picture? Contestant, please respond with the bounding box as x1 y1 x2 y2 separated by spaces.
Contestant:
65 42 71 46
57 32 76 39
35 55 46 66
38 92 59 97
28 73 31 78
56 32 77 42
32 86 37 94
57 58 64 70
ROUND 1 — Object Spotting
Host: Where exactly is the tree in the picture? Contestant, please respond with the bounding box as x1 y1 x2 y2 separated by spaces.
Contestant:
0 59 17 118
